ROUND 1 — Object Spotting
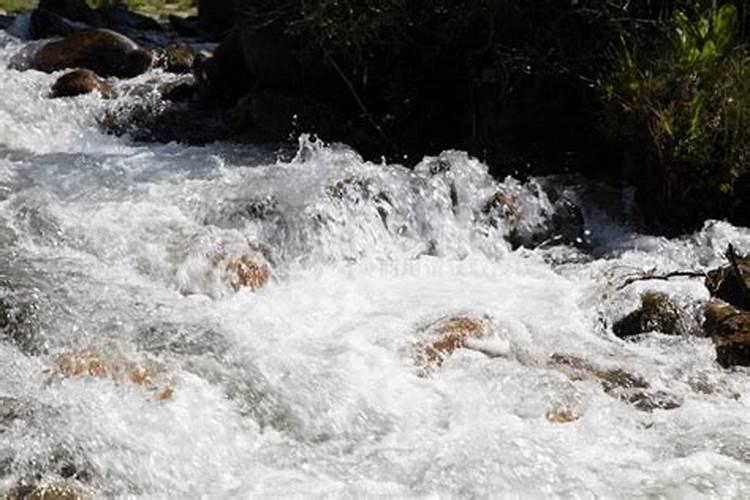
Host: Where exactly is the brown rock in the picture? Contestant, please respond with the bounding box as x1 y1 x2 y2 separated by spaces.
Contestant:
53 350 173 399
704 301 750 368
226 254 272 291
51 69 111 98
546 409 578 424
31 29 153 78
5 479 91 500
548 353 649 391
415 315 496 373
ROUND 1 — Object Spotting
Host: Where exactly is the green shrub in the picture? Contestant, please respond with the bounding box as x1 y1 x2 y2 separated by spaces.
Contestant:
604 1 750 227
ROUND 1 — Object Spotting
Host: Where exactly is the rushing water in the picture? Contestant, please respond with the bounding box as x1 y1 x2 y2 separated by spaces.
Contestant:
1 30 750 498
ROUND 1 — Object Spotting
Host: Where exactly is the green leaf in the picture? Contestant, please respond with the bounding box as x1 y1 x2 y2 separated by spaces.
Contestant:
713 3 738 54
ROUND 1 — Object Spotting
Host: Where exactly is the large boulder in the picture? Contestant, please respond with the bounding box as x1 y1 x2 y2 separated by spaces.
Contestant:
31 29 153 78
50 69 111 98
704 302 750 368
612 291 684 338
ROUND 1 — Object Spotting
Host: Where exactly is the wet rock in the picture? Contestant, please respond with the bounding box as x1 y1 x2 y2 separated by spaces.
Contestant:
414 315 504 373
481 183 586 249
30 29 153 78
0 292 43 355
548 354 682 411
5 478 91 500
325 177 392 225
546 409 579 424
622 389 682 411
96 5 162 33
0 397 26 431
704 302 750 368
53 350 174 400
136 323 228 357
705 249 750 310
99 96 229 145
612 291 683 339
157 43 195 74
548 353 649 391
205 196 281 228
225 254 272 292
50 69 111 99
175 233 273 296
38 0 104 27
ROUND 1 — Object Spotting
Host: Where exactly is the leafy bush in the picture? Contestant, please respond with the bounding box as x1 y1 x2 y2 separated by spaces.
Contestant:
604 1 750 228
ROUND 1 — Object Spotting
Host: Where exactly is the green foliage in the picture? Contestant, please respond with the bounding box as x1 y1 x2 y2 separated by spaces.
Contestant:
0 0 33 13
0 0 195 15
605 1 750 224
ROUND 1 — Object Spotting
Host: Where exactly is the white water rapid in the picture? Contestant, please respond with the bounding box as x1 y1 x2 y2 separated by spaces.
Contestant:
1 31 749 498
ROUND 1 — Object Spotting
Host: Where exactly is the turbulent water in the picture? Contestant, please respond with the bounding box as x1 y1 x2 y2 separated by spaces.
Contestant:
1 31 750 498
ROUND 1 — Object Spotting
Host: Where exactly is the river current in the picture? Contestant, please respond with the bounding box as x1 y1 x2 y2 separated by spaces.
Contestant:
1 31 750 498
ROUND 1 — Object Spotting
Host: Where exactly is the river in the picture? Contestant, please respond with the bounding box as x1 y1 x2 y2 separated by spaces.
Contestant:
1 30 750 498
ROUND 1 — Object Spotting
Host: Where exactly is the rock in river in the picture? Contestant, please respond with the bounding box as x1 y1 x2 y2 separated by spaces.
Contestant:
704 301 750 368
30 29 153 78
50 69 111 98
705 247 750 310
613 291 684 339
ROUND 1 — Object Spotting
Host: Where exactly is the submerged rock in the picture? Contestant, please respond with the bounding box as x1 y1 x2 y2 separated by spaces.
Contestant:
548 353 649 391
414 315 510 373
50 69 111 99
549 354 682 411
174 232 273 297
612 291 683 338
53 349 173 400
5 478 91 500
480 182 586 249
623 389 683 411
30 29 153 78
704 302 750 368
0 291 43 355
